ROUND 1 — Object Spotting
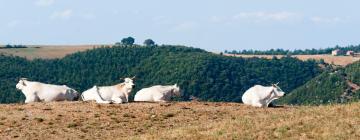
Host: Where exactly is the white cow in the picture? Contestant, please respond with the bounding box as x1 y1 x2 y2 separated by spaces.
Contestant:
81 77 135 104
242 83 285 107
134 84 181 102
16 78 79 103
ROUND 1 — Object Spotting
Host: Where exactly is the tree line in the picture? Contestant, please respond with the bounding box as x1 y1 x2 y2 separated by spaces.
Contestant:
225 45 360 55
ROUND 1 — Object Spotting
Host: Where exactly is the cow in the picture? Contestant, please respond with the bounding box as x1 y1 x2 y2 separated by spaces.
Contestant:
241 83 285 107
134 84 181 102
81 77 135 104
16 78 79 103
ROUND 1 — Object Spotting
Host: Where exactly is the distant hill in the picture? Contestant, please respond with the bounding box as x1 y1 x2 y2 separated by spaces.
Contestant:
278 61 360 105
225 44 360 55
0 45 321 103
224 54 360 66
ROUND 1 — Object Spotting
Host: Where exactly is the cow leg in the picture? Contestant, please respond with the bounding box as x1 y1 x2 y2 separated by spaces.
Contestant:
252 101 265 107
154 98 167 103
24 93 39 103
93 94 111 104
111 97 123 104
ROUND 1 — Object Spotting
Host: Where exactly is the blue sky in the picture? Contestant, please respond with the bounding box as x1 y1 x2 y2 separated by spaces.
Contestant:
1 0 360 51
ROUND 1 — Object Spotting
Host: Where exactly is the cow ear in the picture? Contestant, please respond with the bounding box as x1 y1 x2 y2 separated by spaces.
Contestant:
21 80 27 86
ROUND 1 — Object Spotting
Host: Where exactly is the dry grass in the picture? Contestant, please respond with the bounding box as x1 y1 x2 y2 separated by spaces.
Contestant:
225 54 360 66
0 45 106 59
0 101 360 139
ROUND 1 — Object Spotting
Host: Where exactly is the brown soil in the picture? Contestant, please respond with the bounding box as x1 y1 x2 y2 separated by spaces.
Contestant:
0 101 360 139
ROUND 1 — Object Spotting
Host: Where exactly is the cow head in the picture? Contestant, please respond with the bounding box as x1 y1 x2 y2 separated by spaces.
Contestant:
271 83 285 97
172 84 181 96
123 77 135 90
16 78 28 90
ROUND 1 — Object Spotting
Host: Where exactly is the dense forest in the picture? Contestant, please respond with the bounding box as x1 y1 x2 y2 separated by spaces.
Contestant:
0 45 321 103
225 44 360 55
278 61 360 105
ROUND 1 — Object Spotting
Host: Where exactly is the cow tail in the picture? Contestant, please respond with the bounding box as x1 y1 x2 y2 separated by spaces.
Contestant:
80 92 85 101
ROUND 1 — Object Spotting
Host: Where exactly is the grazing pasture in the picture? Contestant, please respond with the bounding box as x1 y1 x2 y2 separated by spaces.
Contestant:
0 45 102 59
0 102 360 139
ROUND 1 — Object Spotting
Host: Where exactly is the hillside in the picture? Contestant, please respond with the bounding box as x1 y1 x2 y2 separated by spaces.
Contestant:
0 45 321 103
279 61 360 105
1 102 360 139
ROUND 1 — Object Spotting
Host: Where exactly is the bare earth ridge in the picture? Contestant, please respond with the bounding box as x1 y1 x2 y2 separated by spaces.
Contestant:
0 101 360 139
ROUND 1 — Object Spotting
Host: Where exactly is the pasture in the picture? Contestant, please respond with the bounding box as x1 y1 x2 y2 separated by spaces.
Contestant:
0 101 359 139
0 45 101 59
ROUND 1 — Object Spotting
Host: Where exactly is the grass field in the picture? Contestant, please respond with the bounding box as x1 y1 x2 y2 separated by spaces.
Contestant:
0 45 103 59
0 101 360 139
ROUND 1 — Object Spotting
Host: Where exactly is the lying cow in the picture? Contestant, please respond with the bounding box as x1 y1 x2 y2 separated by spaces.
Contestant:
134 84 180 102
81 77 135 104
242 83 285 107
16 78 79 103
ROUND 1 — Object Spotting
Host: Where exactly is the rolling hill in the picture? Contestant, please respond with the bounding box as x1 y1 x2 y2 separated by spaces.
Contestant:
0 45 321 103
278 61 360 105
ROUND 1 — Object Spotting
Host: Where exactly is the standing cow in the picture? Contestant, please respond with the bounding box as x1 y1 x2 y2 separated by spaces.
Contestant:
16 78 79 103
242 83 285 107
81 77 135 104
134 84 181 102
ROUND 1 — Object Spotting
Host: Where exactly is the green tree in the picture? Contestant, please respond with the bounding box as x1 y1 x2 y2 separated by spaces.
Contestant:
144 39 155 46
121 37 135 45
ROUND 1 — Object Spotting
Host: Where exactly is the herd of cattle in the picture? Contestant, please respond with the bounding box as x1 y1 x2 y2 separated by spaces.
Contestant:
15 77 285 107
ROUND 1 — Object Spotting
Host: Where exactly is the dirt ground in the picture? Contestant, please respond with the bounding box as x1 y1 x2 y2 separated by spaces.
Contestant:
0 101 360 139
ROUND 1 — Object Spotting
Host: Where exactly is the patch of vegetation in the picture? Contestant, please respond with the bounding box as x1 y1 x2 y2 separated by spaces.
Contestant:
34 117 44 122
162 113 175 119
1 44 28 49
67 122 79 128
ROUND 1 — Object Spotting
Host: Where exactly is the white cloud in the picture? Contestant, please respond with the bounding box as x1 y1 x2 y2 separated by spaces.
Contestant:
80 13 96 20
210 16 225 23
50 9 73 20
152 16 172 25
233 11 299 22
172 22 198 32
35 0 55 7
7 20 20 27
310 16 342 24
